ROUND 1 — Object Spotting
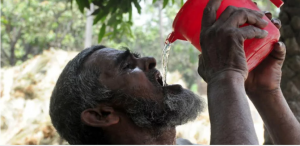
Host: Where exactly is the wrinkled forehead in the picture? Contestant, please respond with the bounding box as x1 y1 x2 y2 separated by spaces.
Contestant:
83 48 123 69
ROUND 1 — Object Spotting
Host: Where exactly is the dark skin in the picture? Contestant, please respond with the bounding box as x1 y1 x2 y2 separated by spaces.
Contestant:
198 0 268 144
81 48 176 144
199 0 300 144
80 0 300 144
245 13 300 144
83 48 163 101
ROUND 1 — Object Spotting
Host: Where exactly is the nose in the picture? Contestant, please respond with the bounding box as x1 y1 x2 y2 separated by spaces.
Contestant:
140 57 156 71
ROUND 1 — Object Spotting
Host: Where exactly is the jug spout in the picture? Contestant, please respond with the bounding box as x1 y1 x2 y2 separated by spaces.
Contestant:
166 31 187 44
270 0 284 8
166 32 177 44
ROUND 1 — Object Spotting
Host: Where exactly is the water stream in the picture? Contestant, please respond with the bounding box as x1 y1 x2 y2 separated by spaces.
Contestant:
161 41 172 86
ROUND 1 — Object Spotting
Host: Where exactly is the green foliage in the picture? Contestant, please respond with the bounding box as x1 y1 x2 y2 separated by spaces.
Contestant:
1 0 88 66
255 0 279 17
72 0 280 44
98 24 106 42
190 84 198 93
2 0 280 89
75 0 90 13
163 0 169 8
72 0 180 43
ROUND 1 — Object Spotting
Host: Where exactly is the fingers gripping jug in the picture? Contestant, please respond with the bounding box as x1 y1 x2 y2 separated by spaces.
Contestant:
167 0 283 71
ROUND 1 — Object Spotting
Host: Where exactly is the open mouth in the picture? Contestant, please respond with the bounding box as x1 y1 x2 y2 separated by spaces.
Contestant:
153 70 183 90
155 71 164 86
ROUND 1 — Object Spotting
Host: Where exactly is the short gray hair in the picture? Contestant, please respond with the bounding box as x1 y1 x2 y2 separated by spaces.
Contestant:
49 45 112 144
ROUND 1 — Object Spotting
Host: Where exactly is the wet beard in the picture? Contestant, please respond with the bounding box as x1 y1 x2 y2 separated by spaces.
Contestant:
112 85 204 129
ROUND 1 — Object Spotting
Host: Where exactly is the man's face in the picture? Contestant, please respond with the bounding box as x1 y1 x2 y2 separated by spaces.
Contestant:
84 48 203 127
84 48 164 101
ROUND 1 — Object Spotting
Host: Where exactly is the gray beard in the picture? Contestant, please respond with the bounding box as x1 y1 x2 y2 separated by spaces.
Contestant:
112 85 204 128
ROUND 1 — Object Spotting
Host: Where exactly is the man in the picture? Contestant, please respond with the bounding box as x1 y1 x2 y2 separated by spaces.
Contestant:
49 0 300 144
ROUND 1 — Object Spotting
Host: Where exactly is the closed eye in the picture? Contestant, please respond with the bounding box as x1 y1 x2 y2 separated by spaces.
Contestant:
123 63 131 70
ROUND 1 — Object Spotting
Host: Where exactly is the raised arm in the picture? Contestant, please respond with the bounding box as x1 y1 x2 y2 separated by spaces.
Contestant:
245 14 300 144
206 71 258 144
198 0 269 144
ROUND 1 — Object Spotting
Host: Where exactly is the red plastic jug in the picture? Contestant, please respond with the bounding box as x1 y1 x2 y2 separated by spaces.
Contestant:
167 0 283 71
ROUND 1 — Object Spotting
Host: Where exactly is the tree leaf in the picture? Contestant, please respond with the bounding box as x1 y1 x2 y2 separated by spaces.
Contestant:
152 0 158 4
163 0 168 8
70 0 73 10
107 15 116 25
111 6 118 14
91 8 100 15
1 17 8 24
93 10 107 25
181 0 184 6
132 0 141 14
172 0 175 4
128 6 132 21
98 23 106 43
82 0 90 9
75 0 85 13
100 15 107 23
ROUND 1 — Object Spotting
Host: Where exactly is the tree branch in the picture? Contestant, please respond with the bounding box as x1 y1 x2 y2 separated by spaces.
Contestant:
21 39 32 61
9 27 23 66
1 48 9 59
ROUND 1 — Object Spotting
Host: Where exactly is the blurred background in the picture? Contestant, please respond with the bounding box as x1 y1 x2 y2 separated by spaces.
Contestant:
1 0 299 144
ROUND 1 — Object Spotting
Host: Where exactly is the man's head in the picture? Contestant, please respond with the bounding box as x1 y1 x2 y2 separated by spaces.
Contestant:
49 45 204 144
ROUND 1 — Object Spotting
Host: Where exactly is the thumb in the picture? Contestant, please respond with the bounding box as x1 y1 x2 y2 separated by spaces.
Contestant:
269 42 286 66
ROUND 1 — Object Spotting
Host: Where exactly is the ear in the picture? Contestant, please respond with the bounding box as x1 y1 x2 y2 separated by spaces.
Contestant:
81 105 119 127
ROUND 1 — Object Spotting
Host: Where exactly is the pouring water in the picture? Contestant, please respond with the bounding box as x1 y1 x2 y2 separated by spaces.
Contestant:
161 40 172 86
